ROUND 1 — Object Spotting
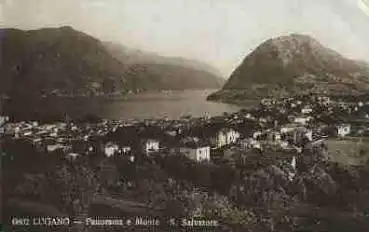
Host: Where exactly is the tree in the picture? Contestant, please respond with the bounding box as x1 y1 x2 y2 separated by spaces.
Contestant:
51 163 101 231
211 164 235 194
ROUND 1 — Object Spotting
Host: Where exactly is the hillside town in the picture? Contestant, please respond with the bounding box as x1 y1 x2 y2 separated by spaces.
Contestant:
3 94 369 165
2 94 369 231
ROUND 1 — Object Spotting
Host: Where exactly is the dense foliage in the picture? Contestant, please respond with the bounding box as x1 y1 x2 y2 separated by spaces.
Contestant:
2 137 369 232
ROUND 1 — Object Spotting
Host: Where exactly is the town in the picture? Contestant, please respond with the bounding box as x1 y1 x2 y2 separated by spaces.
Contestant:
3 94 369 166
2 93 369 231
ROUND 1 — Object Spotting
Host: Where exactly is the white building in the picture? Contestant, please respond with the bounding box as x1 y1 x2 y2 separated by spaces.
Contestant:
288 156 297 181
289 127 313 144
291 156 297 169
104 142 119 157
301 107 313 114
337 124 351 137
240 138 261 150
304 130 313 141
47 144 71 153
212 128 241 148
253 131 262 140
142 139 160 154
180 145 211 162
0 116 9 126
267 131 282 142
66 153 80 161
294 116 311 125
280 124 297 134
121 146 132 154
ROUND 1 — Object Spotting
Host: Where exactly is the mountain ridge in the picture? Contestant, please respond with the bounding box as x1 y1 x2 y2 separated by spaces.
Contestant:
103 42 225 89
208 33 369 102
0 26 223 99
104 42 224 78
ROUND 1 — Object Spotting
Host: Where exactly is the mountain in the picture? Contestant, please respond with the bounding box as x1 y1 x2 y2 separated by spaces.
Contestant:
0 26 135 98
0 26 223 100
104 42 224 90
208 34 369 102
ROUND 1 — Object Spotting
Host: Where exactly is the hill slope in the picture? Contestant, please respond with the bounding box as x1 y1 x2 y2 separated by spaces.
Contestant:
208 34 369 102
104 42 224 90
104 42 222 76
0 26 134 98
0 26 224 100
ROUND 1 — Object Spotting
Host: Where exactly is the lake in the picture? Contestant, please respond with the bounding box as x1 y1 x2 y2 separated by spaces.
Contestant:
4 90 253 121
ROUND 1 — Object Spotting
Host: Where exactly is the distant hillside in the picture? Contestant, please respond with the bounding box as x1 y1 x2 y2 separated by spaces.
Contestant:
0 26 134 98
0 26 224 100
104 42 224 90
208 34 369 102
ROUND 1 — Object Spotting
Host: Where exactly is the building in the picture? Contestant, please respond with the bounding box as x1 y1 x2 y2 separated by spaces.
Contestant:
337 124 351 137
0 116 9 126
291 128 313 144
104 142 119 157
211 128 241 148
179 138 211 162
301 107 313 114
267 130 282 142
240 138 261 150
280 124 298 134
253 131 263 140
121 146 132 154
142 139 160 154
46 143 72 153
294 116 311 125
66 153 80 161
287 156 297 181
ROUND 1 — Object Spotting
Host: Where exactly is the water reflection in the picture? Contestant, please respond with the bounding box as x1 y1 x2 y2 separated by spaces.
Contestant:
4 90 250 122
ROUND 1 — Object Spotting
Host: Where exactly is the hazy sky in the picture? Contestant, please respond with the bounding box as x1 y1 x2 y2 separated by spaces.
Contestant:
2 0 369 76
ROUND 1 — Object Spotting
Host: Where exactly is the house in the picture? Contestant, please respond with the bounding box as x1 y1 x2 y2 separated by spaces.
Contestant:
294 116 311 125
179 138 211 162
104 142 119 157
337 124 351 137
287 156 297 181
267 130 282 142
301 107 313 114
121 146 132 154
240 138 261 150
318 96 330 105
165 128 182 137
46 144 71 153
281 143 302 154
211 128 241 148
283 127 313 144
66 153 80 161
253 131 263 140
303 129 313 142
142 139 160 154
280 124 298 133
0 116 9 126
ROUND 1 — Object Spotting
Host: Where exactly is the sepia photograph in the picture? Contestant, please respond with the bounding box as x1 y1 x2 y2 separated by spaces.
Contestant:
1 0 369 231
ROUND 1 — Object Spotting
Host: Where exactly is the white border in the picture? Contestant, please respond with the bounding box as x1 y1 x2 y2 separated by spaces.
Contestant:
358 0 369 16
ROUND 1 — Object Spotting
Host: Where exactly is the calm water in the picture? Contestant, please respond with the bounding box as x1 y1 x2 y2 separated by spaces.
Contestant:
99 90 244 120
5 90 251 121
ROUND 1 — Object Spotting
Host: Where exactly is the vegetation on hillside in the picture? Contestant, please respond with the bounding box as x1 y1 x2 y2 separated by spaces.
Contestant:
209 34 369 102
3 135 369 232
0 26 223 100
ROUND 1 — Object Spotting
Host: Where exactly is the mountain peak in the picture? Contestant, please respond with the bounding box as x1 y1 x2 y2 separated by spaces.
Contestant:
215 33 369 98
274 33 322 47
273 33 316 41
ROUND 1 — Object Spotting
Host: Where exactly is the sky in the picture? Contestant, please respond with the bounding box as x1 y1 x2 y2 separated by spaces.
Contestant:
1 0 369 77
